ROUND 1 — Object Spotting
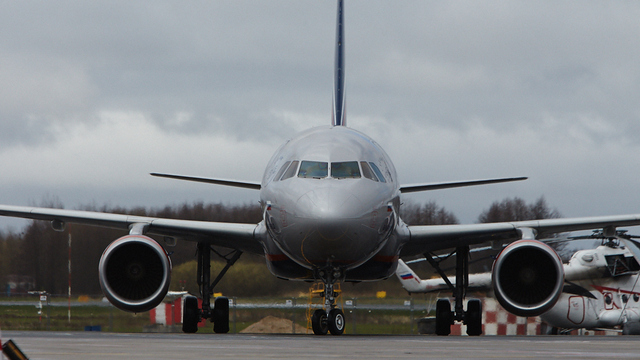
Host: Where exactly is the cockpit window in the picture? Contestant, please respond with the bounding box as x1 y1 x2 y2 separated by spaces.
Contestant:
298 161 328 178
331 161 361 179
274 161 291 181
280 160 299 180
369 162 386 183
360 161 378 182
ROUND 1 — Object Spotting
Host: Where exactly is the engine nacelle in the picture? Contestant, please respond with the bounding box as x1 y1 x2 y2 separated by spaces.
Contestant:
98 235 171 313
492 239 564 317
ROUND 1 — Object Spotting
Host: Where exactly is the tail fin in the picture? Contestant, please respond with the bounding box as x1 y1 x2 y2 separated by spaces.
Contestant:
396 259 493 293
332 0 346 126
395 260 427 293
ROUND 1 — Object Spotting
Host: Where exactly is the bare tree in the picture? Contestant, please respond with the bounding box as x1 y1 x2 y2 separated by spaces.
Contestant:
477 196 568 260
478 196 561 223
401 201 458 225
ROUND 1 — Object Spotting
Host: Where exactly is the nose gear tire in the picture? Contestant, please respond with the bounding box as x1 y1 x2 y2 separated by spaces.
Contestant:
312 309 329 335
328 308 345 335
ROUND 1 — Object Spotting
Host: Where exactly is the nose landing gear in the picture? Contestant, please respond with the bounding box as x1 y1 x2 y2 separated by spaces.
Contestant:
308 282 345 335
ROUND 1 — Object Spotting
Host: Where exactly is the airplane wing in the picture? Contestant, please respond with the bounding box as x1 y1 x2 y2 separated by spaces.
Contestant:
399 177 527 193
400 214 640 256
0 204 264 254
150 173 261 190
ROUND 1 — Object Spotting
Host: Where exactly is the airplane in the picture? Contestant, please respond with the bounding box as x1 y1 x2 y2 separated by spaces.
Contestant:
3 0 640 336
396 231 640 335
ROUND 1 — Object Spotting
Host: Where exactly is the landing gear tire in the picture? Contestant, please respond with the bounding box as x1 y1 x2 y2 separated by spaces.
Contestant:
182 295 199 333
213 297 230 334
465 299 482 336
623 322 640 335
312 309 329 335
328 309 345 335
435 299 452 336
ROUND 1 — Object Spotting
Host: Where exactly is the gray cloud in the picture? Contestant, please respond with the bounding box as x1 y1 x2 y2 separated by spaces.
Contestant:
1 1 639 225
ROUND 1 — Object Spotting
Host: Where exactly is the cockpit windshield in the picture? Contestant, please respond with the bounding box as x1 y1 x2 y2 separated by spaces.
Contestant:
360 162 378 181
369 162 387 183
278 159 387 182
274 161 291 181
331 161 361 179
298 161 328 178
280 160 299 180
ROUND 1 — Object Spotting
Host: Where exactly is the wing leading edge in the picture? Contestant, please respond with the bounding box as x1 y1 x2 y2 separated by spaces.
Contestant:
401 213 640 256
400 177 527 193
150 173 261 190
0 204 264 254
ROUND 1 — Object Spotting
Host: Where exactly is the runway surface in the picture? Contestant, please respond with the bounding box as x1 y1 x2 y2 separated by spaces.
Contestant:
2 331 638 359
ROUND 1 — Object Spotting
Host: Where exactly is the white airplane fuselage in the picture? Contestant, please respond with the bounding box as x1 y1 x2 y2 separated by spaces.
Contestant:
257 126 404 282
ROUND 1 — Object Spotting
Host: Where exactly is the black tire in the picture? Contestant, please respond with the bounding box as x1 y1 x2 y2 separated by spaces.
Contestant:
311 309 328 335
328 309 345 335
182 296 199 333
435 298 452 336
213 297 230 333
623 322 640 335
465 299 482 336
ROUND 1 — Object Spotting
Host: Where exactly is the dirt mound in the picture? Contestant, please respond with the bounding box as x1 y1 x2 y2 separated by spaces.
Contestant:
240 316 309 334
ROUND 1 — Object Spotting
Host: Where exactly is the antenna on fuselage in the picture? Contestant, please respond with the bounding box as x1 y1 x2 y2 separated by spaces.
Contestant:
332 0 346 127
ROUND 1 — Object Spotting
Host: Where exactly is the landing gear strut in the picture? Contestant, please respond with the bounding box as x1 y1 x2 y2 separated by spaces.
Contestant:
311 272 345 335
182 242 242 333
427 246 482 336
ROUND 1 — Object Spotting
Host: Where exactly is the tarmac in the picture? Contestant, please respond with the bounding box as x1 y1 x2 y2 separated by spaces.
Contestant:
2 331 639 360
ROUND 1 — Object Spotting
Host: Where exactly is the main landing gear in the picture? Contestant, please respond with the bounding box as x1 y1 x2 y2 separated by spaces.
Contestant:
310 280 345 335
182 242 242 334
427 246 482 336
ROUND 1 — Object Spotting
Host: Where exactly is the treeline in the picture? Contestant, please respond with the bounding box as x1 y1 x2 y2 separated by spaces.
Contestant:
0 197 559 298
0 202 261 297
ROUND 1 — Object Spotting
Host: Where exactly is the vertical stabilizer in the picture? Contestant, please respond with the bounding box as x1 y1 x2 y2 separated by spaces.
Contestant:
332 0 346 126
396 260 427 293
396 259 493 294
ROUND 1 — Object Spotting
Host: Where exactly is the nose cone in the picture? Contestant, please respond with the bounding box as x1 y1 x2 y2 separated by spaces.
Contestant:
287 187 383 267
295 187 364 221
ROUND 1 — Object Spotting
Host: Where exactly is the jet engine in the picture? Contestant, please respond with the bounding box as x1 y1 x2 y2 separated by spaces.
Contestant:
492 239 564 317
98 235 171 313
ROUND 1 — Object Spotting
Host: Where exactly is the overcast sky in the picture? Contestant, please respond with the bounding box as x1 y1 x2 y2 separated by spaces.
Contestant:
1 1 639 231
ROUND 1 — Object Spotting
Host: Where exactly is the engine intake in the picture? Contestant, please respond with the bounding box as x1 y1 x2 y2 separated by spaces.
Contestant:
98 235 171 313
492 239 564 317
